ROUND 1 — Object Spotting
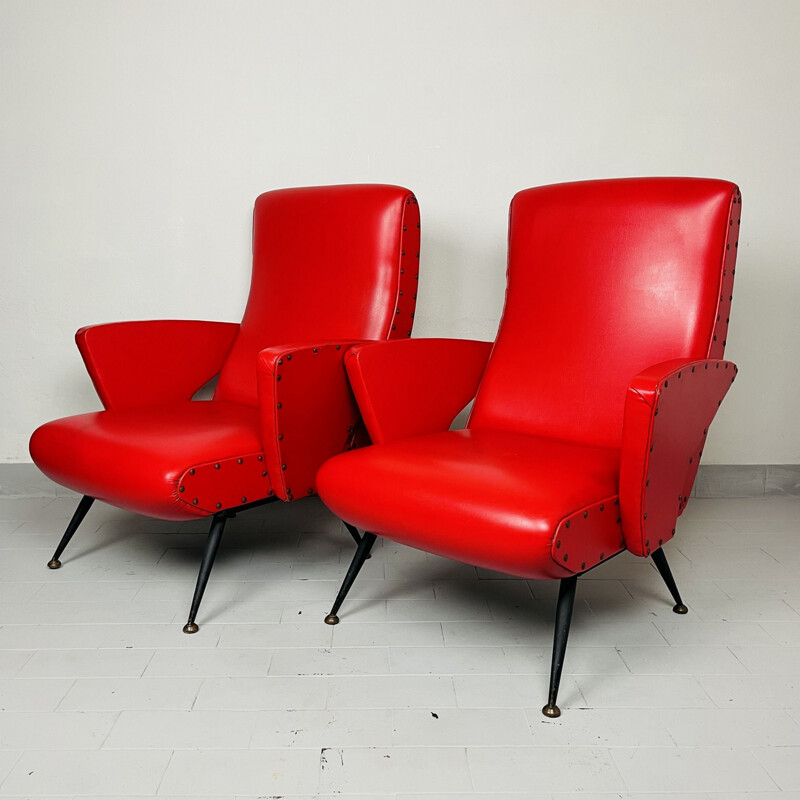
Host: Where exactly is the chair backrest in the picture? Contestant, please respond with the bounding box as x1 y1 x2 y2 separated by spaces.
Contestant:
470 177 740 449
215 184 420 406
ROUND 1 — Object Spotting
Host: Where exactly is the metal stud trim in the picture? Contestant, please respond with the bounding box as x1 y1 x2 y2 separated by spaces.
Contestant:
176 451 272 514
551 495 624 574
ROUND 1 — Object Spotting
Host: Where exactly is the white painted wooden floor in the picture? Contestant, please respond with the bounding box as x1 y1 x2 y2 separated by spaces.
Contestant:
0 493 798 798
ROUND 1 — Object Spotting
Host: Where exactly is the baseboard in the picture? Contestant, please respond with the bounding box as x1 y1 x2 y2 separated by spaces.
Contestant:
0 464 79 498
2 462 798 500
693 464 800 498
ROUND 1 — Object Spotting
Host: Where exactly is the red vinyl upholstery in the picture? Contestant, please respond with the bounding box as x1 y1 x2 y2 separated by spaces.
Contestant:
318 177 740 586
30 184 420 521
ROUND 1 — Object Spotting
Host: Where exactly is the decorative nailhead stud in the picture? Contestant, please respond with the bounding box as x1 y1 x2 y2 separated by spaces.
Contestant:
278 434 283 441
277 375 282 381
277 403 282 409
214 464 220 470
237 458 243 464
278 359 283 365
262 471 267 477
192 498 198 504
189 469 195 475
313 347 318 354
287 354 292 360
556 540 561 549
258 455 263 462
583 511 588 518
216 503 222 509
241 497 247 503
281 464 287 470
565 520 571 528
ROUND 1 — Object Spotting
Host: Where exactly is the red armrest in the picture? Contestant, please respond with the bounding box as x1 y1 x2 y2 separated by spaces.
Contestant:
76 320 239 410
344 338 493 444
257 341 365 501
620 358 738 556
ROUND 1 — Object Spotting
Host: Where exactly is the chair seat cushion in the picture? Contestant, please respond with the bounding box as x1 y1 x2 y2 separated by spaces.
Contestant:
30 401 264 520
317 428 621 579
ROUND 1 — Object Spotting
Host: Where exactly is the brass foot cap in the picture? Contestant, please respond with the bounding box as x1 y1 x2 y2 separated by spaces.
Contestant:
47 559 61 570
324 614 340 625
673 603 689 615
182 622 199 634
542 704 561 718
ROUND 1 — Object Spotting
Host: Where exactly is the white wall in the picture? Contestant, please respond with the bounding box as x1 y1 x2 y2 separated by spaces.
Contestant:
2 0 798 464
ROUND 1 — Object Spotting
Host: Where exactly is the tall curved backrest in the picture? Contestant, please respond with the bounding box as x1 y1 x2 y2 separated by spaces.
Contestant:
216 184 420 406
470 177 740 449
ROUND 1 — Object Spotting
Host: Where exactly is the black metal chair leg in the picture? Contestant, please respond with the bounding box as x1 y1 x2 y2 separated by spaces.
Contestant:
47 495 95 569
542 574 578 718
343 521 363 546
324 531 377 625
183 513 228 634
651 547 688 614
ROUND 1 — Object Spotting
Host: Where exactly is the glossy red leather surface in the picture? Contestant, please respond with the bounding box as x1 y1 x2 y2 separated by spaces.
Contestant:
30 185 418 517
216 185 419 407
30 401 262 520
318 429 620 579
344 338 493 444
620 358 737 556
258 341 362 501
318 178 740 579
77 320 239 410
471 178 739 449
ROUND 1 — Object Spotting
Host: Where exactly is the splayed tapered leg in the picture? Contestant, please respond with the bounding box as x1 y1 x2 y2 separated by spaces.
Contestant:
542 574 578 718
324 531 377 625
343 521 362 546
651 547 688 614
183 513 228 633
47 495 95 569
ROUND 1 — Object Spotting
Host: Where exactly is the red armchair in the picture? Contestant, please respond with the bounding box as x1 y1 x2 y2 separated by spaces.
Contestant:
30 183 421 632
317 177 740 716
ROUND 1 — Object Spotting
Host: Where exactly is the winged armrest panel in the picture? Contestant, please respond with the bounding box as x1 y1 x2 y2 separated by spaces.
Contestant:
257 341 366 501
76 320 239 410
620 358 738 557
345 338 493 445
